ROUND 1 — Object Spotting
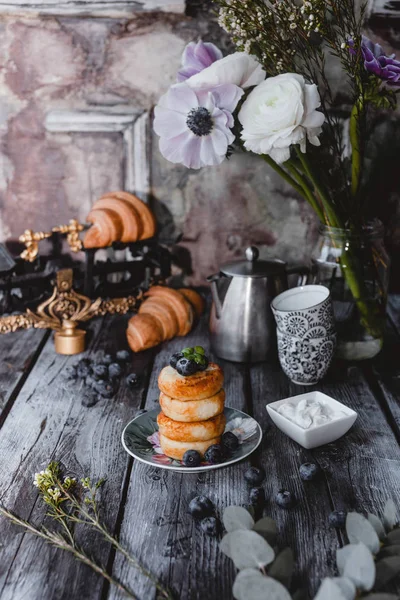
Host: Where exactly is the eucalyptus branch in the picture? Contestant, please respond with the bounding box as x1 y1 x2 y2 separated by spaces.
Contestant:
0 506 138 600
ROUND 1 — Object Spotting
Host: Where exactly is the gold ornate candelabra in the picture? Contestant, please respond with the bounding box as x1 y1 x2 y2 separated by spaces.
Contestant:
18 219 86 262
0 269 140 355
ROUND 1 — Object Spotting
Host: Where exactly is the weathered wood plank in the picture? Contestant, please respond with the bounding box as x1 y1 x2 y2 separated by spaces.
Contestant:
249 359 344 597
0 315 152 600
109 316 252 600
0 328 48 422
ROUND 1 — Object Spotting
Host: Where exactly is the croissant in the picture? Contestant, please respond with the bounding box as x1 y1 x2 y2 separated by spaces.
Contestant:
178 288 205 320
145 286 193 336
92 197 142 243
100 191 156 240
138 298 179 341
126 313 163 352
83 208 123 249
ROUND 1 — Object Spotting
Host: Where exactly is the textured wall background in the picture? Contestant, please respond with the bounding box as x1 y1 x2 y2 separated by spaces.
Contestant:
0 0 399 286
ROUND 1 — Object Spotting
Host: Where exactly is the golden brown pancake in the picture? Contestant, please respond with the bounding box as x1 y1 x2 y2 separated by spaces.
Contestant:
159 434 222 461
158 363 224 401
157 411 226 442
159 389 225 422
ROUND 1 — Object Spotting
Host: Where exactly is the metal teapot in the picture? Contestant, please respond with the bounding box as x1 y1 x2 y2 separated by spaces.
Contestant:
207 246 310 363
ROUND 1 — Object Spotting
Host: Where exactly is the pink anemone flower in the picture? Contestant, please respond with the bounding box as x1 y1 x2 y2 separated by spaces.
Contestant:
153 82 244 169
177 40 223 82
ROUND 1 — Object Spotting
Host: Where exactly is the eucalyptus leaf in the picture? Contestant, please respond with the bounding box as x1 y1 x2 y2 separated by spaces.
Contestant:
346 513 381 554
342 542 376 591
337 545 356 576
368 513 387 541
333 577 357 600
363 595 400 600
313 578 349 600
268 548 294 589
228 530 275 570
233 569 291 600
387 529 400 545
384 499 398 532
374 556 400 589
223 506 254 533
253 517 278 545
220 532 235 559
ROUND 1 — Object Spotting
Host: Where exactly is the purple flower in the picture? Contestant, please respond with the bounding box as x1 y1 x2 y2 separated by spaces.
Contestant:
351 35 400 86
153 82 244 169
177 40 223 82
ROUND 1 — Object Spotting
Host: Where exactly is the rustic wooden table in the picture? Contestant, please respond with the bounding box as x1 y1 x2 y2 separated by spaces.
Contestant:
0 297 399 600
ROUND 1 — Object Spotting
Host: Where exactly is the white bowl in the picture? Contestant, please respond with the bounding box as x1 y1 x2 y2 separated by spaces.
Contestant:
266 391 357 449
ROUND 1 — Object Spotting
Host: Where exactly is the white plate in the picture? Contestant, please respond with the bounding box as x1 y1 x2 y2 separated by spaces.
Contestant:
122 406 262 473
267 391 357 449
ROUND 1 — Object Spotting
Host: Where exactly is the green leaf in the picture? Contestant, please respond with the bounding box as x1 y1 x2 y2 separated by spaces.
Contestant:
223 506 254 533
374 556 400 590
384 500 399 532
313 578 350 600
194 346 205 355
346 513 380 553
253 516 278 546
387 529 400 545
337 542 376 591
268 548 294 589
228 530 275 570
233 570 291 600
368 513 386 540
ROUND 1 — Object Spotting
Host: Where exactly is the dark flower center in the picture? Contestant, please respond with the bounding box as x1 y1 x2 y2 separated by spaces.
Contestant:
186 107 213 136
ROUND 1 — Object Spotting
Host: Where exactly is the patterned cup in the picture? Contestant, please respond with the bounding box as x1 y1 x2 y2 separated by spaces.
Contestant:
277 329 337 385
271 285 335 339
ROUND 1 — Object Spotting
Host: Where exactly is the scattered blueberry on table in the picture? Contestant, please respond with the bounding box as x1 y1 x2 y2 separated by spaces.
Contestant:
221 431 239 454
329 510 347 528
299 463 320 481
249 487 265 507
244 466 266 486
275 490 296 509
200 516 219 536
188 496 214 519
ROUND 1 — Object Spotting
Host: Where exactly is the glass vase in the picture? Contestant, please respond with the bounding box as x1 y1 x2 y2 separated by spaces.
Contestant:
311 221 390 360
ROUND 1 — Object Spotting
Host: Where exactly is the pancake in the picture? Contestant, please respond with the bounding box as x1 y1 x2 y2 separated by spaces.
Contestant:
159 389 225 422
157 411 226 442
158 363 224 401
159 434 222 461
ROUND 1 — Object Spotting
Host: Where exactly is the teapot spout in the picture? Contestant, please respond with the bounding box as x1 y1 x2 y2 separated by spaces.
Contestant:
207 273 223 319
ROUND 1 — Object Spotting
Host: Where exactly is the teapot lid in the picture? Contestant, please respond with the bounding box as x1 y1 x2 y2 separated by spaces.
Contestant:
220 247 286 278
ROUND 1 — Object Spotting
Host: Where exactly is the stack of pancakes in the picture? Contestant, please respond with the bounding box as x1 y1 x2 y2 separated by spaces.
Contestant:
157 362 225 460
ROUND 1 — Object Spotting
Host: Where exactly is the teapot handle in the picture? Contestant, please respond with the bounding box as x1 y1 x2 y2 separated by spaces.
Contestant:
285 264 315 286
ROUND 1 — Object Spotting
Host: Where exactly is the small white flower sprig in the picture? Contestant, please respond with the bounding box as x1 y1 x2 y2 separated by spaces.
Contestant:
1 462 173 600
219 501 400 600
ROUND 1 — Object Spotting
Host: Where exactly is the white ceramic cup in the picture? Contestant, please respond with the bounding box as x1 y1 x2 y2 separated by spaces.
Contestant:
271 284 335 338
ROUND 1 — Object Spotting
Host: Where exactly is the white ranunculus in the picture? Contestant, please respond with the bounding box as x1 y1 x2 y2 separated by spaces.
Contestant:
186 52 266 90
238 73 325 163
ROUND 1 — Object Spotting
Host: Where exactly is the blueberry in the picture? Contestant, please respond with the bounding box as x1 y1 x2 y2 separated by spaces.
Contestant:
93 380 116 398
200 516 219 536
204 444 224 464
196 357 209 371
329 510 347 528
170 352 184 370
299 463 320 481
108 362 123 379
244 467 266 486
221 432 239 454
126 373 140 387
77 361 92 379
249 487 265 507
116 350 131 363
103 354 113 365
182 450 202 468
92 364 109 380
66 365 78 380
85 374 97 389
175 357 199 377
188 496 214 519
81 392 98 407
275 490 296 509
